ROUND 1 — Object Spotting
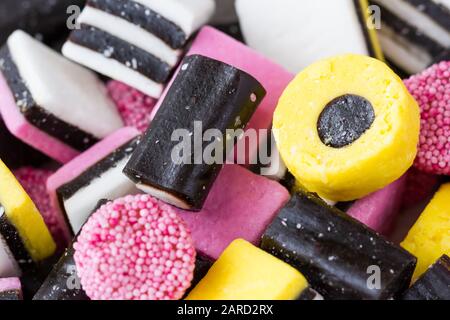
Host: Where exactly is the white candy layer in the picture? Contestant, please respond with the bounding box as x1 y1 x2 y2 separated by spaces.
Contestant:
379 24 432 74
0 234 21 278
134 0 215 38
64 157 140 234
8 30 123 139
136 183 191 210
78 6 181 66
62 41 164 98
236 0 370 73
374 0 450 47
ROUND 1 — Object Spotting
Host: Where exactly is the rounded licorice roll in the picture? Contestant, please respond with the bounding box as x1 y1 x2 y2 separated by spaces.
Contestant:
273 54 420 201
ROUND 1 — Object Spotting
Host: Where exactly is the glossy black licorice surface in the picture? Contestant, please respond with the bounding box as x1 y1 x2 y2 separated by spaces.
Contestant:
317 94 375 148
0 0 86 46
402 255 450 300
33 200 109 300
87 0 187 49
70 24 172 84
124 54 266 211
32 246 89 300
261 192 417 300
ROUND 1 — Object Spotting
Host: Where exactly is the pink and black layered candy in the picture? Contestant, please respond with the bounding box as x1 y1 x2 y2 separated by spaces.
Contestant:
402 255 450 300
0 278 22 300
261 191 417 300
124 55 266 211
0 115 47 169
0 31 123 163
47 128 141 237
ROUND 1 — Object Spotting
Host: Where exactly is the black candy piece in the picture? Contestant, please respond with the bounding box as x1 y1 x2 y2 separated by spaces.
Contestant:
183 252 214 298
0 204 46 297
124 54 265 211
33 199 109 300
69 24 172 84
260 192 417 300
0 289 22 300
0 0 86 46
0 114 48 169
32 246 89 301
317 94 375 148
431 49 450 66
0 45 98 151
402 255 450 300
297 287 322 300
88 0 187 49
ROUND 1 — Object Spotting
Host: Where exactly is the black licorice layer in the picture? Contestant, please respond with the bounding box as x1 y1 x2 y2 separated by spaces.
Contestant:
70 24 172 84
0 289 21 300
124 55 266 211
317 94 375 148
402 255 450 300
88 0 187 49
0 46 99 151
57 136 140 202
0 113 48 169
297 287 321 300
404 0 450 31
260 192 417 300
33 246 89 300
33 199 109 300
377 2 446 57
0 207 35 273
57 137 139 235
0 0 86 46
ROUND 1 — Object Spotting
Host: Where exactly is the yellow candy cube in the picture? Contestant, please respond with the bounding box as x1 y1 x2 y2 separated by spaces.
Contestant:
186 239 308 300
0 160 55 261
401 183 450 281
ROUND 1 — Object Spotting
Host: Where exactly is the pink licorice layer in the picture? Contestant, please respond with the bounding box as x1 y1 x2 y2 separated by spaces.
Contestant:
107 81 157 133
13 167 68 249
347 174 407 234
46 127 140 241
177 164 290 260
401 167 440 210
0 277 21 292
404 61 450 175
150 26 294 165
74 195 196 300
0 72 79 163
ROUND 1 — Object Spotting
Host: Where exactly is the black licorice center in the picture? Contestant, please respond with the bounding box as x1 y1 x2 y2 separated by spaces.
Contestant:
317 94 375 148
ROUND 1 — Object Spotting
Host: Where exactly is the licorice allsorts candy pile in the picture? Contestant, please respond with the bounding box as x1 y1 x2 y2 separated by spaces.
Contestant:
0 0 449 301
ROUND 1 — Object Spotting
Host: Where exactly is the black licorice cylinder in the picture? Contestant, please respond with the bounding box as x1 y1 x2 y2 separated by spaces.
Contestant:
402 255 450 300
124 54 266 211
260 192 417 300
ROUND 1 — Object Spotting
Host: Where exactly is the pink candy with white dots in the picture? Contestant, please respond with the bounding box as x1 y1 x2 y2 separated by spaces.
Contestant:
13 167 67 249
404 61 450 175
73 194 196 300
107 81 157 133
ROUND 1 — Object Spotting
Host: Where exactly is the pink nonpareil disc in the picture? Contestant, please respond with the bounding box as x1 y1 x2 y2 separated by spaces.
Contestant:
73 194 196 300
